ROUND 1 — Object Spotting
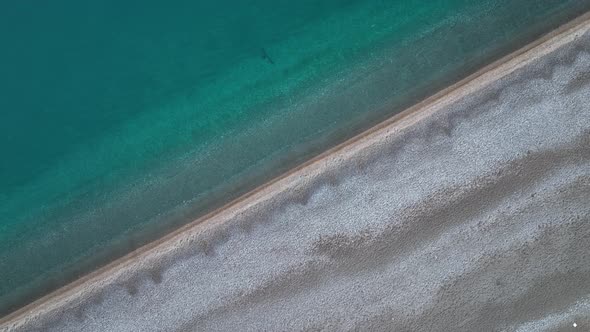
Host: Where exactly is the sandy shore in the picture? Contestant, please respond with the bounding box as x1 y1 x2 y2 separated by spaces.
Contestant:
2 12 590 332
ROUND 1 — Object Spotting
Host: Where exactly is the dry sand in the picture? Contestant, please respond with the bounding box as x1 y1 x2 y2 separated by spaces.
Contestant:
2 13 590 332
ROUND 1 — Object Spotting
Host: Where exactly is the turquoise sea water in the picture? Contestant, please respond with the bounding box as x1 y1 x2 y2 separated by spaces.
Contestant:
1 0 588 316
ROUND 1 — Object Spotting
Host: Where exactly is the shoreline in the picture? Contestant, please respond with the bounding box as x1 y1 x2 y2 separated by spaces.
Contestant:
2 10 590 329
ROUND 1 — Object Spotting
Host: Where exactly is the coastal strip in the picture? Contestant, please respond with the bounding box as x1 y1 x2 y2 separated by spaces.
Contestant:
2 11 590 332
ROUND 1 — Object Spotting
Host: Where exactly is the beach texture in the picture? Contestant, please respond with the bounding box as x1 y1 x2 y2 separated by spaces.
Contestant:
2 1 589 315
3 11 590 332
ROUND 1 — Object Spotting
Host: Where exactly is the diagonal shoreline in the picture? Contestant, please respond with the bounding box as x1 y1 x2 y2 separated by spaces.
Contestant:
2 11 590 329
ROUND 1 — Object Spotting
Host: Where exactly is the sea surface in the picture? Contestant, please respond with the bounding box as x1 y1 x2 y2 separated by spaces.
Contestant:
0 0 588 316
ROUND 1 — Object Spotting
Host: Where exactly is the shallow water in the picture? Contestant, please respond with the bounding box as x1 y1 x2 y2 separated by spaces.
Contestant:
0 0 588 316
